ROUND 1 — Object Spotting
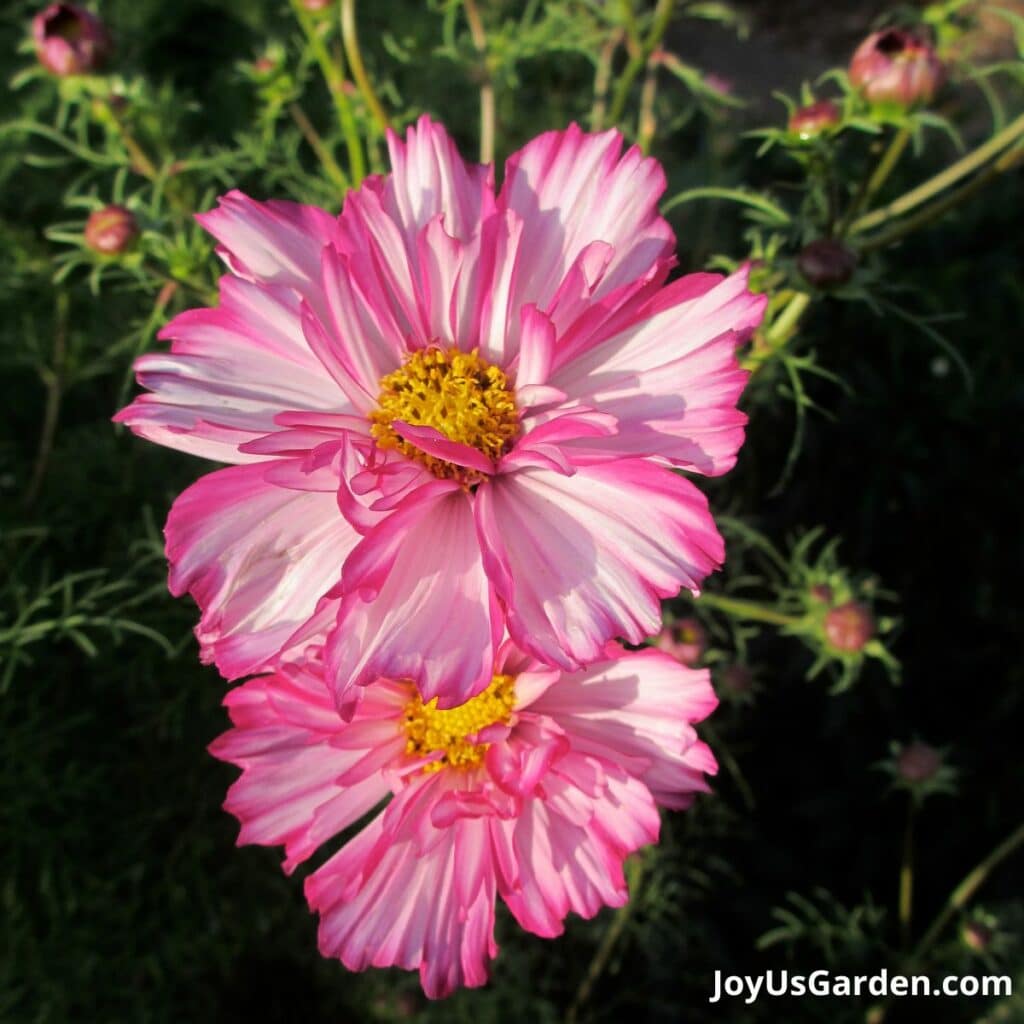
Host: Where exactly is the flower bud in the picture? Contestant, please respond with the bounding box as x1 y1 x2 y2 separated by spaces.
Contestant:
961 920 993 954
32 3 111 77
797 238 857 289
823 600 874 652
84 205 138 255
896 741 942 783
717 664 753 697
788 99 841 139
654 617 707 668
808 583 834 604
849 29 944 108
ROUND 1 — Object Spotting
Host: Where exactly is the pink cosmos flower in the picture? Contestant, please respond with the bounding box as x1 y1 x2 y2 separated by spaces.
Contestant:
209 639 718 997
116 117 766 711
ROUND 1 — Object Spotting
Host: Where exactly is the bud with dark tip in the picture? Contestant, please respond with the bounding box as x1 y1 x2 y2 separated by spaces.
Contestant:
797 238 858 289
896 741 942 783
654 617 707 668
823 600 874 652
849 29 944 108
789 99 841 139
84 204 138 255
33 3 111 77
808 583 834 604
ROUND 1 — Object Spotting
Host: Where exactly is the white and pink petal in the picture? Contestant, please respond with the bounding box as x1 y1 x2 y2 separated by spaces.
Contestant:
165 462 358 680
476 459 725 669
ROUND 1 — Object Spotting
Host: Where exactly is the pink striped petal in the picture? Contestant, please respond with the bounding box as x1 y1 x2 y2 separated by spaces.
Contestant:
551 267 766 474
165 463 358 679
529 643 719 808
476 459 725 669
196 190 342 298
499 124 673 315
115 276 343 463
308 805 497 998
384 114 495 245
327 485 501 709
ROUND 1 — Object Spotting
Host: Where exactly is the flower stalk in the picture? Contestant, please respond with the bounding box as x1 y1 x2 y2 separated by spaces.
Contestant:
462 0 495 164
288 101 350 191
290 0 365 186
697 592 801 627
850 110 1024 236
606 0 675 128
340 0 389 136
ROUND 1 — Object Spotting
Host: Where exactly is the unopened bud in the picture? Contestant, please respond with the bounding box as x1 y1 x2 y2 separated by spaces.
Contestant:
809 583 834 604
84 204 138 255
717 664 753 696
654 617 707 668
789 99 841 139
961 920 993 954
797 238 857 289
823 600 874 652
896 741 942 783
849 29 944 108
33 3 111 77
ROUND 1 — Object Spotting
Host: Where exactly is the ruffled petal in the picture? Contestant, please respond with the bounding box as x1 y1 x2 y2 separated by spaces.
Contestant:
528 643 719 808
307 800 498 999
209 663 399 873
491 760 657 937
196 190 342 297
115 276 344 463
499 124 673 315
165 463 359 679
477 459 724 668
327 483 501 709
384 114 495 245
550 267 766 475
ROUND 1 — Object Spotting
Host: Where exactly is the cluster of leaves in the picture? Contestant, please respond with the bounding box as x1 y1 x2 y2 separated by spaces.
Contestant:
1 1 1022 1023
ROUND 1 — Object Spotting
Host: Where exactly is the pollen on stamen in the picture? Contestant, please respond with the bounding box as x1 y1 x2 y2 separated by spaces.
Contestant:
403 674 516 773
369 346 519 481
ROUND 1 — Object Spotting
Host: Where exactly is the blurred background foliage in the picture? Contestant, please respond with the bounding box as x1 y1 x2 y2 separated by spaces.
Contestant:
1 0 1022 1022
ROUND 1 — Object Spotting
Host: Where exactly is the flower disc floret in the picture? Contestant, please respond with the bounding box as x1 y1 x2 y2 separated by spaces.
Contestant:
370 346 519 480
403 673 515 771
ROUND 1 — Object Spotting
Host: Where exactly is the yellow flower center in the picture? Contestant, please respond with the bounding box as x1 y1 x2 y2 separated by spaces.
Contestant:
369 346 519 481
403 674 516 773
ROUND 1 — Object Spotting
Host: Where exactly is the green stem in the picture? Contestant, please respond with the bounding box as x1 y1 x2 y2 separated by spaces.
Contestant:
850 110 1024 236
638 57 658 154
871 821 1024 1024
766 291 810 343
291 0 365 186
898 800 915 950
24 292 69 508
463 0 495 164
857 141 1024 252
697 592 800 627
839 127 911 233
743 290 811 375
590 28 624 131
340 0 389 136
914 821 1024 962
606 0 675 127
865 128 911 200
565 855 644 1024
98 100 193 218
288 102 350 191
